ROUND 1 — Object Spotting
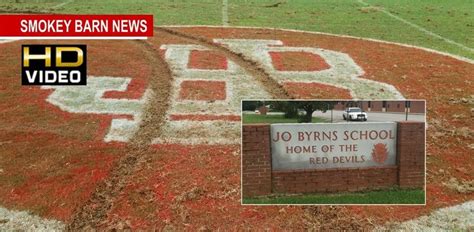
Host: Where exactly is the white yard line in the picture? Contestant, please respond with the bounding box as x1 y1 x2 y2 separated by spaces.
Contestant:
0 207 65 231
51 0 74 9
357 0 474 54
222 0 229 26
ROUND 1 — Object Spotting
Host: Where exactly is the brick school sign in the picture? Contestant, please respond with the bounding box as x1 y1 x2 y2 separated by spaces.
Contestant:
242 122 425 197
271 122 397 170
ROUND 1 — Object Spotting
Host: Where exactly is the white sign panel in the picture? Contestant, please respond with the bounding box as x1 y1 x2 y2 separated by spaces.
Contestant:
271 122 397 170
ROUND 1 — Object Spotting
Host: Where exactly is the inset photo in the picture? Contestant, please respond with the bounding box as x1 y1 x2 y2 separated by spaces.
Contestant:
242 100 426 205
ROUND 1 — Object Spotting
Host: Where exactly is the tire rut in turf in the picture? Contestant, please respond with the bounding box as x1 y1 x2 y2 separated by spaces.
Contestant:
155 27 292 99
66 39 173 230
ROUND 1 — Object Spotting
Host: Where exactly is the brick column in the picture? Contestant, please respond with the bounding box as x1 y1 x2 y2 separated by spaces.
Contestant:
242 124 272 197
397 121 425 188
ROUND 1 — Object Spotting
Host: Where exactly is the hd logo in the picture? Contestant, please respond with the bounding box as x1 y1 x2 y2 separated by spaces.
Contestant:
22 45 87 85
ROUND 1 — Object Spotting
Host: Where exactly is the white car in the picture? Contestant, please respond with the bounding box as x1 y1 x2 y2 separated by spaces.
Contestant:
343 107 367 121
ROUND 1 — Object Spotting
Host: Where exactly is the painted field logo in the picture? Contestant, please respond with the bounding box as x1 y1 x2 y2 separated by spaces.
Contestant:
22 45 87 85
35 38 406 144
153 39 403 144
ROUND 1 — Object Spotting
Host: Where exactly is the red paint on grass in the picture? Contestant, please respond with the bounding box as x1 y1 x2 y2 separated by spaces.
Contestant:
270 51 330 71
179 80 226 101
105 144 307 230
188 50 228 70
1 134 120 221
102 77 148 100
17 85 136 143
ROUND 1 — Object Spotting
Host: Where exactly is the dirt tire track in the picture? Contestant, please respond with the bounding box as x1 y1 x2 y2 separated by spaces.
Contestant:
129 39 174 148
155 27 291 99
66 40 173 230
304 206 374 230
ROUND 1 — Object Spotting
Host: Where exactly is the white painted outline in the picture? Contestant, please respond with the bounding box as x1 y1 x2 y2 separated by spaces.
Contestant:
153 120 241 145
213 38 404 99
159 37 405 144
157 42 271 144
356 0 474 54
0 206 65 231
378 200 474 230
41 76 151 143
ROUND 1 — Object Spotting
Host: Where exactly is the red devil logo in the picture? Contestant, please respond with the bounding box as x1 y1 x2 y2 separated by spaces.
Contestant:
372 143 388 164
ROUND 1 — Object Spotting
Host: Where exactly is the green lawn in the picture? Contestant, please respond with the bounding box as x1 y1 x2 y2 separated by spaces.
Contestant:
242 113 327 124
243 188 425 204
1 0 472 59
231 0 473 59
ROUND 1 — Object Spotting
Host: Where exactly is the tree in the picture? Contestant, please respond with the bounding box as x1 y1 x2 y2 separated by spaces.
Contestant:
242 101 264 111
272 101 297 118
296 101 335 123
273 101 336 123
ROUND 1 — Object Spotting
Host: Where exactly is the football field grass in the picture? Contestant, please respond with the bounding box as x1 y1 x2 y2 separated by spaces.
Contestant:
1 0 472 59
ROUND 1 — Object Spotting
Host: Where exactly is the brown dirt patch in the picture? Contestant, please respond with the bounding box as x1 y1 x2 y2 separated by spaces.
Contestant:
188 50 228 70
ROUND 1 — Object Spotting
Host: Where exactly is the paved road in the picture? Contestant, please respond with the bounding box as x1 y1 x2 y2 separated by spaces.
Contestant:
313 110 425 123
